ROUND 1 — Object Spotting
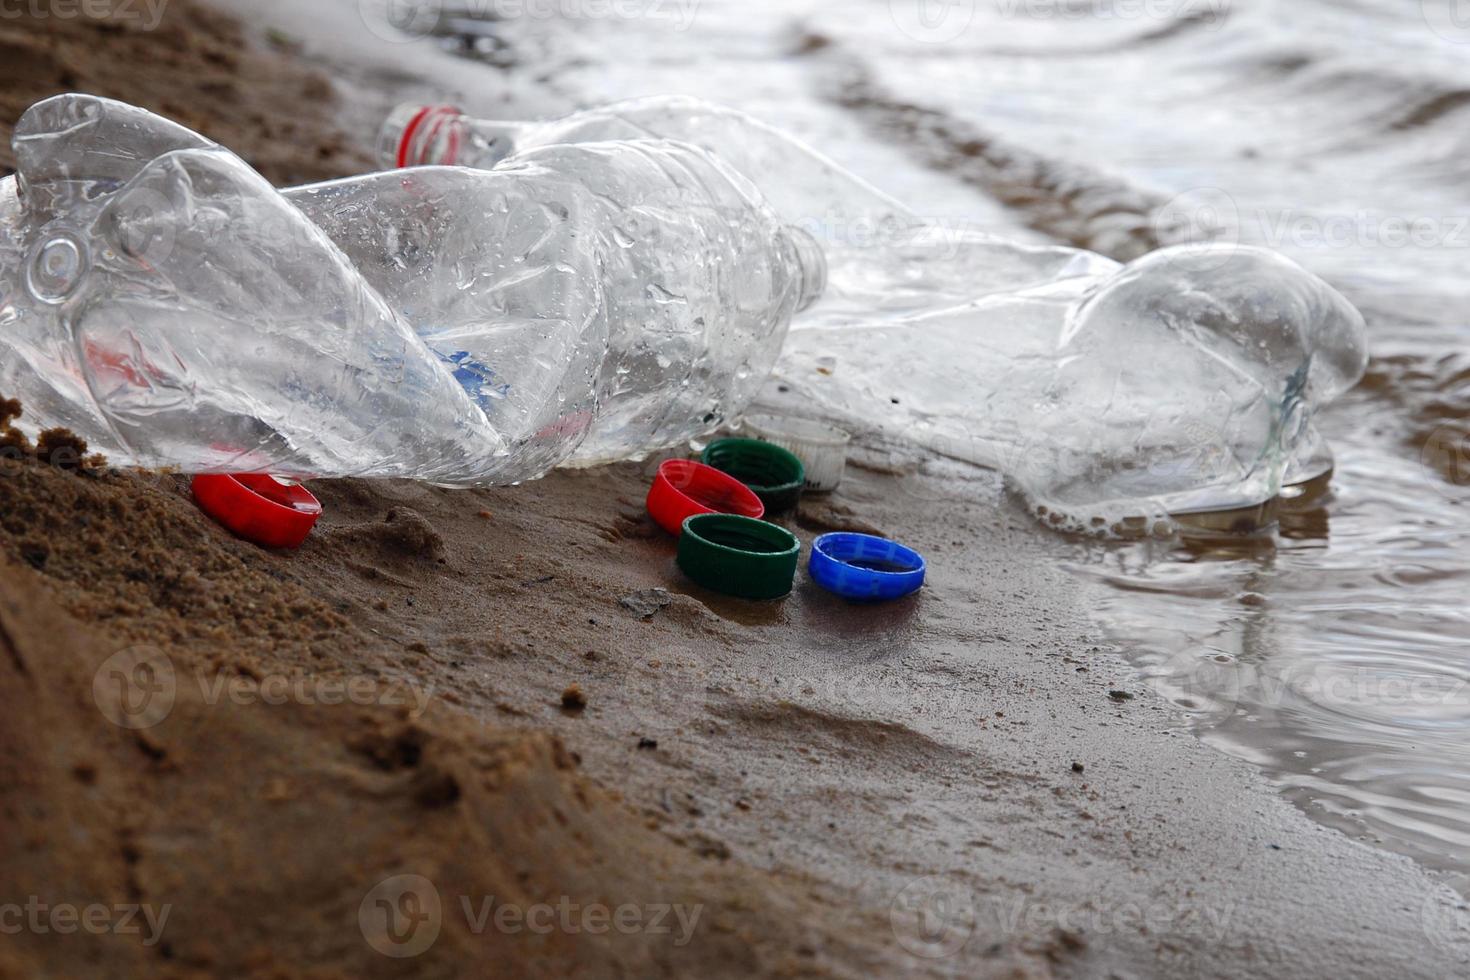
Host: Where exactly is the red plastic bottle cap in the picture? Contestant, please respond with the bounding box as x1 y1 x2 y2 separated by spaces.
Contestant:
396 104 463 167
191 474 323 550
646 458 765 536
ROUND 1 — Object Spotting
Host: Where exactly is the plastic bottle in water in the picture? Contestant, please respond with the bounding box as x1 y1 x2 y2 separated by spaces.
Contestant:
378 97 1114 342
0 94 1367 533
0 94 824 483
376 96 1369 530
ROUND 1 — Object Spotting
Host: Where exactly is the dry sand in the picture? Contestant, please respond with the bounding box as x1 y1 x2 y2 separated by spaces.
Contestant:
0 2 1466 977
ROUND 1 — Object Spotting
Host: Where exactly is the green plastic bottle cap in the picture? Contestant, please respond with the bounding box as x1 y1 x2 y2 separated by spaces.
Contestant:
700 437 805 511
676 513 801 600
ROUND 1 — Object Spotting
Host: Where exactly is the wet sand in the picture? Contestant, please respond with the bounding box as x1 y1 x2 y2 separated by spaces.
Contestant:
0 1 1466 976
2 424 1464 976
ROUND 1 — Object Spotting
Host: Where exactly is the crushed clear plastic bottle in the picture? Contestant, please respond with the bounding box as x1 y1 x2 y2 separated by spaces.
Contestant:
379 95 915 241
382 97 1369 532
0 94 823 483
771 244 1366 532
379 97 1111 314
0 93 1367 535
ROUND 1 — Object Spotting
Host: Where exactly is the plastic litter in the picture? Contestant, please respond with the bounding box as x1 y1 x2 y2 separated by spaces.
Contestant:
700 438 804 512
808 532 925 602
777 245 1367 530
0 94 825 485
0 93 1370 537
379 96 913 245
740 414 851 493
191 474 322 549
646 458 764 536
378 98 1112 323
389 98 1370 533
677 513 800 600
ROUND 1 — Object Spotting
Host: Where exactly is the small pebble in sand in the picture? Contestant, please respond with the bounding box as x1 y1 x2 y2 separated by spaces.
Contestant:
1108 690 1134 702
637 737 658 750
1071 762 1085 773
619 588 672 619
477 510 493 519
560 684 587 712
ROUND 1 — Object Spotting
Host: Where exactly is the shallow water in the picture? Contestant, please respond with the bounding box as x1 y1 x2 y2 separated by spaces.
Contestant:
437 0 1470 879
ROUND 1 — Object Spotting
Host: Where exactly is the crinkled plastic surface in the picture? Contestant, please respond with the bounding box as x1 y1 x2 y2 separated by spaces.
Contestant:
0 95 817 484
379 96 1369 531
2 98 507 482
0 94 1369 533
380 94 916 244
776 244 1367 531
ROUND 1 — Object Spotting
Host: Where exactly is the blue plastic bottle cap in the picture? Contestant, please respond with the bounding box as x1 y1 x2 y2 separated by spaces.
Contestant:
808 532 925 601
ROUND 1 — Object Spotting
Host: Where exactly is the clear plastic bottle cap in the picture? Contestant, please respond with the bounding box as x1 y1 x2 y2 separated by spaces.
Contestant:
741 414 851 492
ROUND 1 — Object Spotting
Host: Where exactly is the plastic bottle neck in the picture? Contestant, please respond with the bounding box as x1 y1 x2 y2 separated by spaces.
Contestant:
378 105 521 169
785 226 827 313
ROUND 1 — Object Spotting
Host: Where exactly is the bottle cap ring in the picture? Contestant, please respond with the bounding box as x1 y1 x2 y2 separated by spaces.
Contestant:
396 104 463 168
192 474 323 550
677 513 800 600
646 458 764 536
740 414 851 492
809 532 925 601
700 438 804 512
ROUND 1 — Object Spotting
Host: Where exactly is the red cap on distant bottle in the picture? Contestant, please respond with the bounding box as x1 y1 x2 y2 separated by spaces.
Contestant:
396 104 464 168
192 474 323 549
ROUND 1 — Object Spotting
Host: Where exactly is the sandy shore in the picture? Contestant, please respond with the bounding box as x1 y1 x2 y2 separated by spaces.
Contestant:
0 2 1466 976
